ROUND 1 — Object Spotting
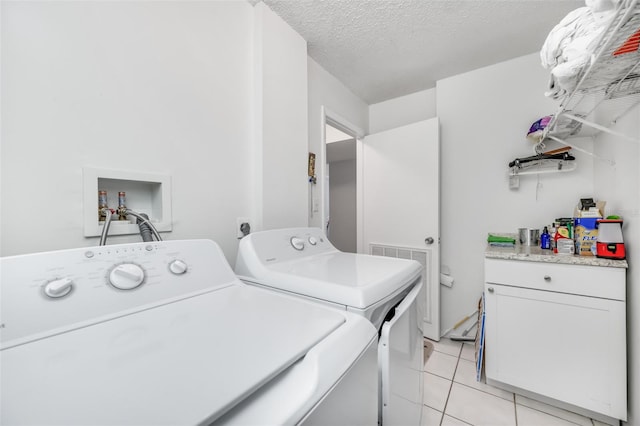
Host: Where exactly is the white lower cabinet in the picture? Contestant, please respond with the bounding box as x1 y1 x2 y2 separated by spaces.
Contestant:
484 258 627 421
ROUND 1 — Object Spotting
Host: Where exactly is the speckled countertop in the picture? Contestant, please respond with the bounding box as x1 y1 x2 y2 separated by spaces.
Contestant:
485 244 628 268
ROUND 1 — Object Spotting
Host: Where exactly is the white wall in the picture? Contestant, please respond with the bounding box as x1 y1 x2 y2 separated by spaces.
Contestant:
436 53 594 336
1 0 311 264
307 58 368 229
328 158 357 253
593 105 640 425
252 2 308 231
1 1 254 263
369 88 436 134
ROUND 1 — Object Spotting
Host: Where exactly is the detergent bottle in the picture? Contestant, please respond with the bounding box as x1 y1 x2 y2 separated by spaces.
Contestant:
554 225 574 255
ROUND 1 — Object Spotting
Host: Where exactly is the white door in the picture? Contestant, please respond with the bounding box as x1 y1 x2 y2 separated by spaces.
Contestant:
362 118 440 340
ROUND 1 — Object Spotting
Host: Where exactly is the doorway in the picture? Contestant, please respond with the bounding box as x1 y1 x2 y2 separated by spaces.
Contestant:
320 107 365 253
325 123 357 252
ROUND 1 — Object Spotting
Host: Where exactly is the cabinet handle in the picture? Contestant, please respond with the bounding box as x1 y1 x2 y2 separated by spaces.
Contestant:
487 287 494 293
544 275 551 282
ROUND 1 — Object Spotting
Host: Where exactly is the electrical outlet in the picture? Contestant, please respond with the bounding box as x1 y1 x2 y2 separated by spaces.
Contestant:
236 217 251 239
509 175 520 190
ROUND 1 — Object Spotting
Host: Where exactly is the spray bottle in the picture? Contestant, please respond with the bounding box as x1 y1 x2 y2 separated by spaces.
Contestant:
540 226 550 250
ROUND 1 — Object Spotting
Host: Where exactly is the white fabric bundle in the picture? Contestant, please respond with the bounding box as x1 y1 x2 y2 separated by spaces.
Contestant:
541 0 619 99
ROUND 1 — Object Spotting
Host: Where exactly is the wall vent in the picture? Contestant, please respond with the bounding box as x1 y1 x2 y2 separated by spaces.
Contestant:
370 243 432 324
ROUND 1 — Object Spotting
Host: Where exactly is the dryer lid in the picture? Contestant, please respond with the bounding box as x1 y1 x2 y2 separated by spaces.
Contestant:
1 284 346 425
245 251 422 309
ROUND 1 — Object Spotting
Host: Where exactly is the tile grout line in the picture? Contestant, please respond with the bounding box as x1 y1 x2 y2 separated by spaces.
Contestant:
444 414 475 426
429 342 600 426
515 402 597 426
423 339 448 425
452 345 515 403
439 343 463 426
453 381 514 403
514 393 600 426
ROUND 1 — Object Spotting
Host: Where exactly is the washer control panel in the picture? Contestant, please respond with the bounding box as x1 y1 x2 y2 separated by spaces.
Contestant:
43 277 74 298
1 239 236 349
109 263 145 290
168 259 188 275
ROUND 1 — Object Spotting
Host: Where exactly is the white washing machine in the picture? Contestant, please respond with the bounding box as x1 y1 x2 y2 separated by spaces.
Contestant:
1 239 378 425
235 227 425 426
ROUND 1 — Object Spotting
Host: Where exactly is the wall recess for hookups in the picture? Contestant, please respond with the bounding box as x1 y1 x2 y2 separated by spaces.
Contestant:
83 167 172 237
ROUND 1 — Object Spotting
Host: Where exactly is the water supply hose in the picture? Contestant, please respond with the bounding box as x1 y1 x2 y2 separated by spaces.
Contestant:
98 208 162 245
126 209 162 242
99 208 115 246
135 212 154 242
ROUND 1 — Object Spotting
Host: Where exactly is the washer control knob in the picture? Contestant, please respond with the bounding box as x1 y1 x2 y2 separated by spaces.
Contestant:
169 259 188 275
308 236 318 246
44 278 74 298
109 263 145 290
290 237 305 251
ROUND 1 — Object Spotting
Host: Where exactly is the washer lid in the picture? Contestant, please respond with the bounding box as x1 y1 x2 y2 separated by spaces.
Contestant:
247 252 422 309
1 284 346 425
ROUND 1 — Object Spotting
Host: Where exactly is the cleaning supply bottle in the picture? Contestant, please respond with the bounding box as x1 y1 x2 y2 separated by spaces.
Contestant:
554 226 575 255
550 224 557 252
540 226 550 250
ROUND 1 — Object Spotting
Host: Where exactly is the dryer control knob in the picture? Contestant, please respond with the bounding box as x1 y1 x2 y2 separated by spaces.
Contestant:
169 259 188 275
44 277 74 298
109 263 145 290
290 237 305 251
308 236 318 245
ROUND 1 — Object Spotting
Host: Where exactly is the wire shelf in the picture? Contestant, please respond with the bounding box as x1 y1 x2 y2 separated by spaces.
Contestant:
542 0 640 146
509 158 577 176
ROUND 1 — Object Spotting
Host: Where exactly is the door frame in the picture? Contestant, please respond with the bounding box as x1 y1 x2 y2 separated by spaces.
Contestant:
320 106 365 252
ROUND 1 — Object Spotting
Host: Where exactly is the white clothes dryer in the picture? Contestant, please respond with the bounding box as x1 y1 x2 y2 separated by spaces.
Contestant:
235 227 425 426
1 239 378 425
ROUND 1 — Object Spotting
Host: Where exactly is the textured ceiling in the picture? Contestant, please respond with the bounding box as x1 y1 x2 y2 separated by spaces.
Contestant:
255 0 584 104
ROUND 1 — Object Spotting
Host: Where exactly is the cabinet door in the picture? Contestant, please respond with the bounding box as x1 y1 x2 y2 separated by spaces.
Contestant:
484 283 626 419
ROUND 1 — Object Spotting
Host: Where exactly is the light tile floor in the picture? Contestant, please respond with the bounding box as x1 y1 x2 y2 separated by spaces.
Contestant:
422 338 612 426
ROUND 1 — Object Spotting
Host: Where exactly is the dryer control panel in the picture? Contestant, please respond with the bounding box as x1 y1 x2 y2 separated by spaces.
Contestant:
289 234 321 251
237 227 337 269
0 239 237 349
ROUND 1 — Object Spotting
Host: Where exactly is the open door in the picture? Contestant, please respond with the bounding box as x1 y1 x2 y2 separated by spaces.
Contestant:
362 118 440 340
